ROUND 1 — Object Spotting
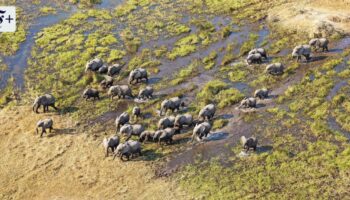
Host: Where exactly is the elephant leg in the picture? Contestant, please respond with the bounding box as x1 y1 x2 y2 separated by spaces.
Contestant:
106 147 109 157
40 128 46 137
138 149 142 156
36 105 40 113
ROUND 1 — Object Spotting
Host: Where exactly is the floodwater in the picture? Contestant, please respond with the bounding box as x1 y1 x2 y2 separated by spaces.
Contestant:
0 0 124 90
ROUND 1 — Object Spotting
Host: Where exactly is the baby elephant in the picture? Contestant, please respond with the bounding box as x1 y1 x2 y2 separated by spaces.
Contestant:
129 68 148 84
82 88 100 100
100 76 113 89
309 38 329 52
153 128 175 145
292 45 311 62
114 140 142 161
248 48 267 59
246 53 262 65
158 116 175 130
191 122 211 142
33 94 58 113
198 104 216 121
254 88 269 99
115 112 130 131
138 86 154 100
239 97 257 108
132 106 142 120
108 85 133 99
107 64 122 76
241 136 258 152
36 119 53 137
120 124 145 141
102 135 120 157
266 63 284 75
139 131 155 143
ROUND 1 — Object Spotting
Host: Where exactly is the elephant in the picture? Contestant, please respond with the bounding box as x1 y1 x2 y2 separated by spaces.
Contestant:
33 94 58 113
160 97 184 116
153 128 175 145
102 135 120 157
132 106 142 119
241 136 258 152
98 64 108 74
292 45 311 62
85 58 104 72
119 124 145 141
100 76 113 89
128 68 148 84
254 88 269 99
115 112 130 131
139 131 155 143
107 64 123 76
246 53 263 65
239 97 257 108
266 63 284 75
191 122 211 142
82 88 100 100
108 85 133 99
114 140 142 161
174 114 193 129
309 38 329 52
198 104 216 121
138 86 154 100
36 118 53 137
158 116 175 130
248 48 267 59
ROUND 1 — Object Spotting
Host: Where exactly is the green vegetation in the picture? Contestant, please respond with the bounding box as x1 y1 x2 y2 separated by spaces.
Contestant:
239 33 259 56
39 6 57 15
195 80 244 109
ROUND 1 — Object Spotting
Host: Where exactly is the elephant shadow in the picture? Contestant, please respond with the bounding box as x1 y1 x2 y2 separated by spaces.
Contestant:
311 55 327 62
60 106 79 114
147 77 162 84
139 149 164 161
47 128 76 137
256 145 273 154
255 103 266 108
267 94 279 99
218 114 234 119
328 48 342 53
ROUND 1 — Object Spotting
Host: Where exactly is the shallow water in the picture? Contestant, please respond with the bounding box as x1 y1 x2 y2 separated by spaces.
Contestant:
0 0 124 90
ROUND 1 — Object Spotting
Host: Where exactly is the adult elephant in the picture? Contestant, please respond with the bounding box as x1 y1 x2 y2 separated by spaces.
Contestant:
128 68 148 84
33 94 58 113
292 45 311 62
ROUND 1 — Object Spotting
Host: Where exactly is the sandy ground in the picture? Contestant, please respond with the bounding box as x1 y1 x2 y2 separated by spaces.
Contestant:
0 106 186 200
268 0 350 37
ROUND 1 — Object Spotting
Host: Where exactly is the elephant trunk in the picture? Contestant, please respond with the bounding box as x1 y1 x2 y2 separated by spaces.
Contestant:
32 103 38 113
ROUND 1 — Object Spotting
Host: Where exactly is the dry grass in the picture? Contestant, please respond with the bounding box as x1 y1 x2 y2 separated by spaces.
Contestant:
0 106 185 200
267 0 350 37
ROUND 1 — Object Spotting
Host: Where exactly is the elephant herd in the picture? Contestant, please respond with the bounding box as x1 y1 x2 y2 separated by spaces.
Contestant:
246 37 329 75
32 36 330 160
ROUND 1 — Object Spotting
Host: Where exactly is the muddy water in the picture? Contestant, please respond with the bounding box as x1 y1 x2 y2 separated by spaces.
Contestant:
328 116 350 139
0 0 124 90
